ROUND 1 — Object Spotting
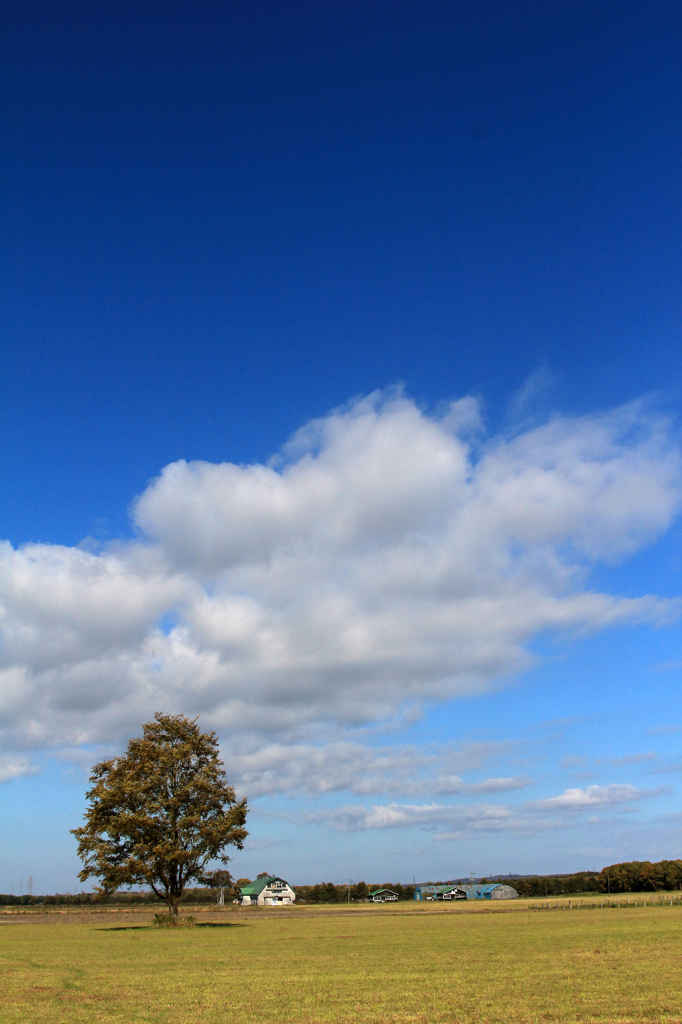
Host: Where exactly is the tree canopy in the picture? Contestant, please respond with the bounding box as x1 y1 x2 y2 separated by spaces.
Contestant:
209 869 234 889
72 713 248 920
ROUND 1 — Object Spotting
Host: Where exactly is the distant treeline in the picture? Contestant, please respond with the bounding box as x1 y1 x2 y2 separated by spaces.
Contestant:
491 860 682 897
0 882 416 906
295 882 415 902
3 860 680 906
597 859 682 893
0 888 220 907
506 873 602 897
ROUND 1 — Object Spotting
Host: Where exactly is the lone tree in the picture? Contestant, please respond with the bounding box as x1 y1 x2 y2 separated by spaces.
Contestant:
209 869 234 890
72 713 248 922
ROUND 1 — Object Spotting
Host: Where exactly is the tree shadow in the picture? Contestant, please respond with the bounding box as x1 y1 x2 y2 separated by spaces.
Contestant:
195 922 248 929
96 925 149 931
97 921 248 931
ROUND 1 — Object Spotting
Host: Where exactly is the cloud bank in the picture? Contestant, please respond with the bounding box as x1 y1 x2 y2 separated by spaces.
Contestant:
317 783 665 835
0 754 38 783
222 739 528 798
1 390 680 758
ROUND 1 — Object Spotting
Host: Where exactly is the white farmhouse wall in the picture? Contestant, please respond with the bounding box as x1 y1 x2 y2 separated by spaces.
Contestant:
258 882 295 905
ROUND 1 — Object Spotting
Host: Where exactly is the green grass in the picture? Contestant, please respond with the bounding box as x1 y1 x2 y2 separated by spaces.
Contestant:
2 903 681 1023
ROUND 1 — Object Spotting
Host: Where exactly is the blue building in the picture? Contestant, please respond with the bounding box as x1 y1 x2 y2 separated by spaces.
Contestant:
414 882 517 900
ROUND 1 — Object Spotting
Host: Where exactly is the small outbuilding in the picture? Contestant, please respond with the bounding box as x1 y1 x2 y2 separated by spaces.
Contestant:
239 876 296 906
369 888 399 902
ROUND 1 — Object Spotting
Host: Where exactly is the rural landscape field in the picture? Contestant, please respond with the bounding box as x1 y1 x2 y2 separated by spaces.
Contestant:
4 7 682 1024
3 898 682 1024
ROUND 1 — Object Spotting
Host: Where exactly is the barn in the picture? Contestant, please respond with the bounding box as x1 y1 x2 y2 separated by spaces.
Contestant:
239 876 296 906
461 883 517 900
414 882 517 900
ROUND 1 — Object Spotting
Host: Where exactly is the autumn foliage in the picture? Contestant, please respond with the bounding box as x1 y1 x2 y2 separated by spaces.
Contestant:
72 713 248 921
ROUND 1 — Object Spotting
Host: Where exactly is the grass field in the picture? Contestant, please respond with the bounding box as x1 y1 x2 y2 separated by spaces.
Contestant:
2 899 681 1023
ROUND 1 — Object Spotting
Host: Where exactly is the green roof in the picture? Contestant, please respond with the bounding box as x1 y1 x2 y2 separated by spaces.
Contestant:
239 876 289 897
369 888 398 896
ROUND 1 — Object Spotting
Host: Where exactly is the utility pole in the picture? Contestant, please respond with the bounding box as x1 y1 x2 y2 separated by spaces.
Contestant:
347 878 352 904
28 876 33 897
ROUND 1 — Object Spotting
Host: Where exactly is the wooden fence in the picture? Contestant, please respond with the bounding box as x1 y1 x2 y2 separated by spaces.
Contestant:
528 893 682 910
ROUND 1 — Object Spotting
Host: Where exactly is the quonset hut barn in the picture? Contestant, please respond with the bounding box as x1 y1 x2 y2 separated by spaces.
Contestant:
414 883 517 900
462 883 517 900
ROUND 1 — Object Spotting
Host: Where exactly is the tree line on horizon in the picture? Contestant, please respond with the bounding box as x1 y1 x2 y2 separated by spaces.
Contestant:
293 881 414 902
597 859 682 894
0 879 415 907
9 715 679 917
4 860 681 906
495 860 682 897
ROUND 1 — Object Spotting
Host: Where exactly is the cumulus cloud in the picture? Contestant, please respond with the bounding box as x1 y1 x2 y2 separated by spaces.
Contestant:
311 781 667 835
323 801 516 833
536 784 664 809
0 390 680 755
0 754 38 783
223 739 529 798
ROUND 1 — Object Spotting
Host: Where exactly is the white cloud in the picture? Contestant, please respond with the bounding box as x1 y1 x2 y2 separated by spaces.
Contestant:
506 367 554 425
0 754 38 783
537 784 663 809
310 780 667 836
317 800 530 835
222 739 529 798
0 390 680 757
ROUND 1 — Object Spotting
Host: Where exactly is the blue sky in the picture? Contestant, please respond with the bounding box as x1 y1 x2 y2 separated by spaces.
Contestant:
2 1 682 893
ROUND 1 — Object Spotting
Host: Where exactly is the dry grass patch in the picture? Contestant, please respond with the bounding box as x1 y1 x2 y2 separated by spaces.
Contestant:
1 904 681 1023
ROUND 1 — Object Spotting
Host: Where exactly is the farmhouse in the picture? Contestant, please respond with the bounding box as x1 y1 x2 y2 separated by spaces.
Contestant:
436 886 467 900
414 884 466 901
369 888 399 902
239 876 296 906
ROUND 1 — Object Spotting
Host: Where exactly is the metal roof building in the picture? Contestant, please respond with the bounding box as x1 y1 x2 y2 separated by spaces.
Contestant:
414 885 466 901
238 876 296 906
369 888 399 902
414 882 517 900
461 883 517 899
